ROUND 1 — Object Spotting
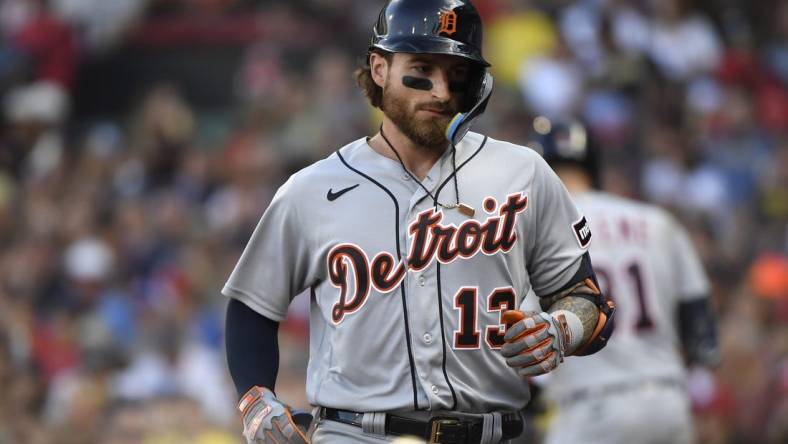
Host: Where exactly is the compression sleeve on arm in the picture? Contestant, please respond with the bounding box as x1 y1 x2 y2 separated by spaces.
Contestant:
678 297 721 367
225 298 280 398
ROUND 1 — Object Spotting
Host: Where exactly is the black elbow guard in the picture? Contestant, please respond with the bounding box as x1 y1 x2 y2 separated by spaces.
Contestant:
573 292 616 356
546 253 617 356
573 254 616 356
678 298 720 367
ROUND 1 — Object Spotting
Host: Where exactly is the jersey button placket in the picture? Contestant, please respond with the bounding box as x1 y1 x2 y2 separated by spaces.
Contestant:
402 171 446 406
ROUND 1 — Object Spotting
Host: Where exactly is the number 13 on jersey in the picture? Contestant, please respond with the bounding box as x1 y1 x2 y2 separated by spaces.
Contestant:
453 286 517 350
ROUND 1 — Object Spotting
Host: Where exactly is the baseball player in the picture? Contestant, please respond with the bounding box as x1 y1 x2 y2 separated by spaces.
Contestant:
222 1 614 443
530 118 720 444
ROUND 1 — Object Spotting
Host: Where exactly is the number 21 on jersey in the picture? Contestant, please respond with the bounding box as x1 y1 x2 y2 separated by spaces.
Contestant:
594 260 655 333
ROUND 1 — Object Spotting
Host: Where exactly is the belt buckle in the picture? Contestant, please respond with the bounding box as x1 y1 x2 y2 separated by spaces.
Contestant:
429 417 464 444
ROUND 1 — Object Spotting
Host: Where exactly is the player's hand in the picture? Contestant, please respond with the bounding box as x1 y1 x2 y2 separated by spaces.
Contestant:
238 386 312 444
500 310 569 377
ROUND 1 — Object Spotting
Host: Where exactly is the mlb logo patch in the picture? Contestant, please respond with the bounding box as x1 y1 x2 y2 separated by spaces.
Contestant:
573 216 592 248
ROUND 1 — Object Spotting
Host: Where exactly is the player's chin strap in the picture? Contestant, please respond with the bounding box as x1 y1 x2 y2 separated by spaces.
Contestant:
445 72 494 146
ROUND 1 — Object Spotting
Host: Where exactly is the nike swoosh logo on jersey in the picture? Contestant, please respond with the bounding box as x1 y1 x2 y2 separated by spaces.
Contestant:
327 184 360 201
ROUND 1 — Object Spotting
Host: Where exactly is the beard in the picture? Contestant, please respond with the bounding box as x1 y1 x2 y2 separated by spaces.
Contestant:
381 85 457 150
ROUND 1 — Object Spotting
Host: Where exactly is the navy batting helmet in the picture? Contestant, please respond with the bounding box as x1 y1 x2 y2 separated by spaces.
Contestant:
529 117 602 189
369 0 493 144
371 0 490 67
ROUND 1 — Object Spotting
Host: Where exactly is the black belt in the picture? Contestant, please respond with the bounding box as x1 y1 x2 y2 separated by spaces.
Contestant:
321 407 523 443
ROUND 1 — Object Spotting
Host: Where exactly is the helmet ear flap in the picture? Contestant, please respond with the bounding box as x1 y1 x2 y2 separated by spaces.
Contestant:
459 64 486 113
446 71 494 146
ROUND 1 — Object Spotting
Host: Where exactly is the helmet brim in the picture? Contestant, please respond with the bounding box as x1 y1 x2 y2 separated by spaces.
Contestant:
372 35 490 67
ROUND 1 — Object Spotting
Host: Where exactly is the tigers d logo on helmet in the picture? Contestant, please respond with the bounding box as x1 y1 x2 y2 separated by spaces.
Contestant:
370 0 490 67
437 9 458 35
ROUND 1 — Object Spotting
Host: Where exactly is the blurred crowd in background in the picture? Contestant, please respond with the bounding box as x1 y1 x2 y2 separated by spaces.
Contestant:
0 0 786 443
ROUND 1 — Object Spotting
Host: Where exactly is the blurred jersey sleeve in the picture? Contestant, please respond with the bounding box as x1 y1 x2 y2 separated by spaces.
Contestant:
525 154 591 297
222 177 317 321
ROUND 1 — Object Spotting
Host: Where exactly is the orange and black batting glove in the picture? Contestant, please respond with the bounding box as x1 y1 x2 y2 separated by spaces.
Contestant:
500 310 570 377
238 386 311 444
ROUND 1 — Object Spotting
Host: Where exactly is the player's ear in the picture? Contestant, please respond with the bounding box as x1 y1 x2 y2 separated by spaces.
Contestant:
370 52 389 88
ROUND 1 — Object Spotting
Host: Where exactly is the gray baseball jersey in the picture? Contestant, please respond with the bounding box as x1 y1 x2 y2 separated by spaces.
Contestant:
222 132 591 414
543 191 710 398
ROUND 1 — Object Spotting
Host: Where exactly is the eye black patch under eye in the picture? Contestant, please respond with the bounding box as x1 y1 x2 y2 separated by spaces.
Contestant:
402 76 433 91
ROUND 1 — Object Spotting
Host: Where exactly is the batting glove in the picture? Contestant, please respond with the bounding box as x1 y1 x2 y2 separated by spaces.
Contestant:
238 386 312 444
500 310 570 377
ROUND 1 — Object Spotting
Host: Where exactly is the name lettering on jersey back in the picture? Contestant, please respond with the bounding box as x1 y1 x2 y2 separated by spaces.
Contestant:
328 192 528 324
591 214 649 247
